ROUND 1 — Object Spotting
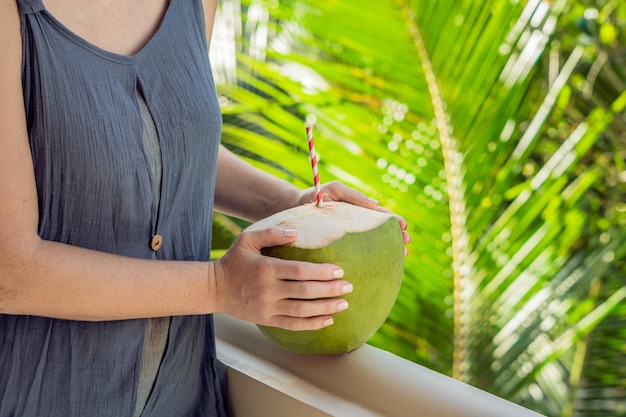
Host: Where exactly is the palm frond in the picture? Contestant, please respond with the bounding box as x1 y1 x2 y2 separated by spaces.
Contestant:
209 0 626 415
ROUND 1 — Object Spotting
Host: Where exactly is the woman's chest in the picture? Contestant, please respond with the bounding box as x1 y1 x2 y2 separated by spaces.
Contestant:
43 0 169 56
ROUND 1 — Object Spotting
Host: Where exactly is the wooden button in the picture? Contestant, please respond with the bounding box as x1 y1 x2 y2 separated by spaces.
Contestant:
150 234 163 251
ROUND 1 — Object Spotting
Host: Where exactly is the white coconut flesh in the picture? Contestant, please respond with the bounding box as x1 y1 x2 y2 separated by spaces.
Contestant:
246 201 394 249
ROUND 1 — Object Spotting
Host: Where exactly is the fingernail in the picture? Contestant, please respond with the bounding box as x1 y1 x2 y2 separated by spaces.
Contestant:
337 301 349 311
341 283 353 294
368 197 380 205
323 318 334 327
283 229 297 237
333 269 344 278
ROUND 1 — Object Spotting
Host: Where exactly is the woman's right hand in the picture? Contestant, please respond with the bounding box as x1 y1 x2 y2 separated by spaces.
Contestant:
212 227 353 331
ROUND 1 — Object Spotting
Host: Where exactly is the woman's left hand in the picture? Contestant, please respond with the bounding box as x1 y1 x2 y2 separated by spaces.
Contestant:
295 181 411 256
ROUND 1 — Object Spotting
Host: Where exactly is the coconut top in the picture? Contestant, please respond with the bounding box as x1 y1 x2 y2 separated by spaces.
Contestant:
246 201 395 249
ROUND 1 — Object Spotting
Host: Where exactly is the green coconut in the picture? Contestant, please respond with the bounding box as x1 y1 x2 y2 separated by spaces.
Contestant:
246 201 405 354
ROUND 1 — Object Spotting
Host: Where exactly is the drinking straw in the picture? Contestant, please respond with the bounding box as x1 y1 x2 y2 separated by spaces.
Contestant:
306 126 323 207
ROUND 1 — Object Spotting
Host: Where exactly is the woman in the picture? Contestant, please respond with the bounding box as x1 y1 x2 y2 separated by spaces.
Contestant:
0 0 409 415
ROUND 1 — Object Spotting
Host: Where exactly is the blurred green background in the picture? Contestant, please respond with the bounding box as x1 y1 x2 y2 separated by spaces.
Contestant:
208 1 626 415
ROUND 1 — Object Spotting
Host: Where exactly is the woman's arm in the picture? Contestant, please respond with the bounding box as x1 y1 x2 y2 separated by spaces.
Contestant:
213 145 302 221
0 1 349 329
213 145 389 221
0 1 214 321
214 146 411 246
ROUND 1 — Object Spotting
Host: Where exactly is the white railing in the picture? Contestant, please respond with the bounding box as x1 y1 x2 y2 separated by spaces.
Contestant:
214 314 546 417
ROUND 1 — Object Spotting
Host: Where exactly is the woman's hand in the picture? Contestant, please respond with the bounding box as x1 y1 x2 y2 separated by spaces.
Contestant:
212 227 354 331
214 148 410 254
295 181 411 255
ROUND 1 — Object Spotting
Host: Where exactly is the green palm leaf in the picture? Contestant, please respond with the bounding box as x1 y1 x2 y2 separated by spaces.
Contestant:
209 0 626 415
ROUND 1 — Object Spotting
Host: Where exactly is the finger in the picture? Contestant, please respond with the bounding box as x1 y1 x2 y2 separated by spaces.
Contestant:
281 279 353 300
402 230 411 245
270 315 336 331
396 215 408 231
238 226 298 251
403 230 411 257
376 206 408 230
323 181 380 209
279 297 350 318
271 258 344 282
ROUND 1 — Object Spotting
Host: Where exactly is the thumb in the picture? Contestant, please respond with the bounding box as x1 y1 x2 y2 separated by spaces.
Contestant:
238 227 298 251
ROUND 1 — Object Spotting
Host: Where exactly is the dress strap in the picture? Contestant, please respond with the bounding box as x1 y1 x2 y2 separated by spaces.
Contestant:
17 0 45 15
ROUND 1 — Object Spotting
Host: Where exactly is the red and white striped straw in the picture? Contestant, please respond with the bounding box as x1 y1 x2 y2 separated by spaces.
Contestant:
306 126 323 207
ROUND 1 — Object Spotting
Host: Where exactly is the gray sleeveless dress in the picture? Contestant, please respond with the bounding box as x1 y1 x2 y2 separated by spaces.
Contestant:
1 0 227 416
